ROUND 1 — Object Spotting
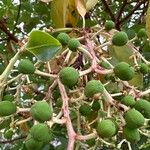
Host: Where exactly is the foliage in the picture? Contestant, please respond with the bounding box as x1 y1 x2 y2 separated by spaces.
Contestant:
0 0 150 150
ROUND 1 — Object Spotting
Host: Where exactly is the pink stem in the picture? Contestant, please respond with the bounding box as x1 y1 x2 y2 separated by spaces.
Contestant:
58 79 76 150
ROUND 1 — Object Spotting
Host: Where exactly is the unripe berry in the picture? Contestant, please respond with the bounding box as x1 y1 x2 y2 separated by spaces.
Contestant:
123 126 140 142
105 20 115 31
30 123 51 143
3 94 14 102
134 99 150 119
79 104 92 116
114 62 135 81
84 80 104 98
68 38 80 52
97 119 117 138
59 67 79 88
137 28 147 38
125 108 145 128
121 95 135 107
139 63 149 74
112 31 128 46
31 101 53 122
0 101 17 117
25 134 43 150
57 32 70 45
18 59 35 74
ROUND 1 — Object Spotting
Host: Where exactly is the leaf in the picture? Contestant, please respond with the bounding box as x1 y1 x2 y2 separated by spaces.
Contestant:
86 0 98 11
51 0 68 28
51 0 79 28
26 30 62 61
146 3 150 41
109 45 134 65
75 0 86 18
75 0 86 27
129 72 143 88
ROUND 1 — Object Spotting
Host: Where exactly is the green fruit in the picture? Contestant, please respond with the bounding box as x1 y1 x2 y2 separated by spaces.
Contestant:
57 32 70 45
121 95 135 107
25 135 43 150
97 119 117 138
59 67 79 88
31 101 53 122
123 126 140 142
134 99 150 119
125 109 145 128
113 62 135 81
79 104 92 116
68 38 80 52
92 100 101 111
30 123 51 143
105 20 115 31
0 101 17 117
3 95 14 102
137 28 147 38
112 31 128 46
84 80 104 98
4 129 13 139
18 59 35 74
139 63 149 74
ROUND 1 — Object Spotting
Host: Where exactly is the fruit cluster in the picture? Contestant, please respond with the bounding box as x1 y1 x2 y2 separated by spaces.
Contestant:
0 21 150 149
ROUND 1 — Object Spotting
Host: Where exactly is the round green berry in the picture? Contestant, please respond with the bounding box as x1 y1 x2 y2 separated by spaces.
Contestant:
79 104 92 116
139 63 149 74
112 31 128 46
97 119 117 138
57 32 70 45
137 28 147 38
92 100 101 111
3 94 14 102
59 67 79 88
4 129 13 139
30 123 51 143
105 20 115 31
125 108 145 128
114 62 135 81
68 38 80 52
25 135 43 150
121 95 135 107
123 126 140 142
134 99 150 119
0 101 17 117
31 101 53 122
18 59 35 74
84 80 104 98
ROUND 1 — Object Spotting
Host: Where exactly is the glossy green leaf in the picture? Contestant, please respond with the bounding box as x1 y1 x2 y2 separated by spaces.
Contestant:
26 30 62 61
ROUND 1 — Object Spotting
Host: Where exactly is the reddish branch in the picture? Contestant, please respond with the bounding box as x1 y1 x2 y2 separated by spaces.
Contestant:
100 0 116 22
119 0 148 24
0 20 19 43
58 79 76 150
0 135 26 144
